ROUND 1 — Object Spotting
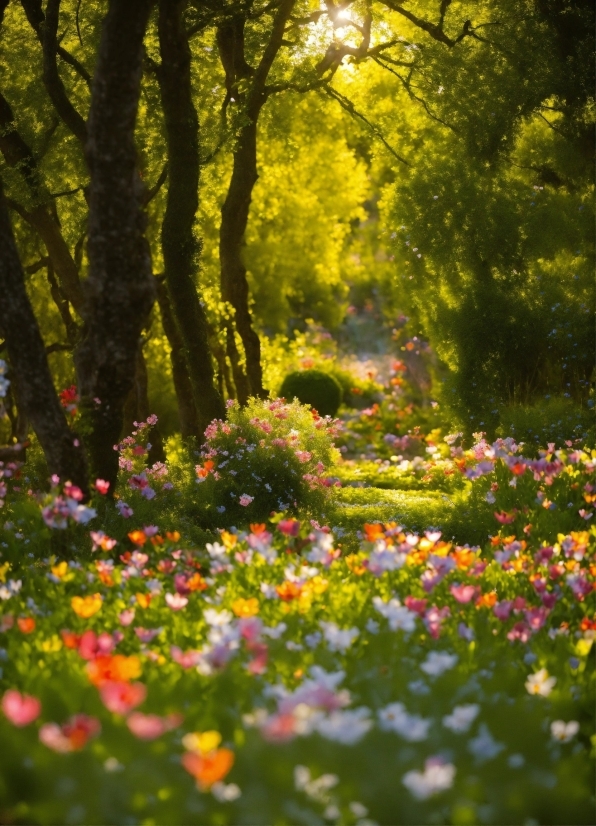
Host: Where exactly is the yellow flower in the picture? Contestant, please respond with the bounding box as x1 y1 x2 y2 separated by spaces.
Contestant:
231 597 259 618
302 576 328 597
51 561 69 579
0 562 11 583
345 554 367 576
71 593 103 618
220 531 237 550
182 730 222 754
40 635 63 653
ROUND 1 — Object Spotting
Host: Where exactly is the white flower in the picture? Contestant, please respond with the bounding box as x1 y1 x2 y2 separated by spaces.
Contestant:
316 708 372 744
378 702 431 741
365 618 380 634
349 802 368 818
320 621 359 652
165 592 188 611
420 651 458 677
402 757 456 800
211 781 241 802
294 765 338 803
206 542 227 559
442 704 480 733
550 720 579 742
525 668 556 697
262 622 287 639
204 608 233 627
468 724 505 762
373 596 416 632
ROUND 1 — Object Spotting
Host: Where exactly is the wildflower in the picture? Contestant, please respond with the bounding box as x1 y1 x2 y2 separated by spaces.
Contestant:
278 519 300 536
276 581 303 601
373 596 416 632
468 724 505 762
239 494 254 507
119 609 135 626
126 711 182 740
550 720 579 742
232 598 259 618
316 708 372 744
17 617 35 634
165 593 188 611
420 651 458 677
128 530 147 546
39 714 100 752
182 747 235 790
450 583 480 604
116 501 134 518
402 757 456 800
320 622 359 653
87 654 142 686
135 593 152 609
1 690 41 726
99 681 147 715
94 479 110 495
378 702 431 741
90 531 117 552
71 593 102 618
525 668 556 696
442 704 480 733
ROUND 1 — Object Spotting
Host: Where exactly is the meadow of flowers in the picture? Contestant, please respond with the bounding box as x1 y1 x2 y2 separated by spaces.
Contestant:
0 410 594 825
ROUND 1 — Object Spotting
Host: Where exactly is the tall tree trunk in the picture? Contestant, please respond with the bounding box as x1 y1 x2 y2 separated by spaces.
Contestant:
217 0 296 399
155 276 200 439
158 0 225 436
75 0 154 492
0 179 88 491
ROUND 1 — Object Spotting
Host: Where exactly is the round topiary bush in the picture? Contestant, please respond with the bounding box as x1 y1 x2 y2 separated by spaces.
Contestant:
279 370 342 417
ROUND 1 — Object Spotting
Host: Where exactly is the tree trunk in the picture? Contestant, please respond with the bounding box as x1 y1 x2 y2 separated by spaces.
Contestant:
75 0 155 491
217 0 296 399
158 0 225 436
0 179 88 491
155 276 200 439
121 347 166 463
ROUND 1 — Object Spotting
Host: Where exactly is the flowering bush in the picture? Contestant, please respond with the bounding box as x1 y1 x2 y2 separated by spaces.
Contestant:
194 398 341 525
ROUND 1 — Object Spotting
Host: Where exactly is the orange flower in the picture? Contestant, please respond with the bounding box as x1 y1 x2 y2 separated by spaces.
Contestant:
87 654 141 686
166 531 181 542
475 591 497 609
363 523 384 542
276 581 302 601
150 535 164 547
17 617 35 634
187 573 208 592
51 561 68 579
249 523 267 535
71 594 102 618
135 593 152 609
453 549 476 570
60 629 81 649
231 597 259 618
182 748 234 790
128 530 147 546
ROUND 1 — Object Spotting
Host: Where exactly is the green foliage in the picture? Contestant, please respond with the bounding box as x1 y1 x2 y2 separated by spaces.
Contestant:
279 370 343 418
194 398 341 526
496 398 595 451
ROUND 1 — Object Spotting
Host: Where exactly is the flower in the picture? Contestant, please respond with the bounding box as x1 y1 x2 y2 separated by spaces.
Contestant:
449 584 479 604
525 668 556 697
373 596 416 632
165 593 188 611
182 748 235 790
442 704 480 733
402 757 456 800
99 681 147 715
550 720 579 742
94 479 110 495
420 651 458 677
90 531 117 552
71 593 102 618
468 724 505 762
378 702 431 741
239 494 254 507
87 654 142 686
320 621 359 653
127 711 182 740
39 714 100 752
315 708 372 745
2 690 41 726
232 598 259 618
17 617 35 634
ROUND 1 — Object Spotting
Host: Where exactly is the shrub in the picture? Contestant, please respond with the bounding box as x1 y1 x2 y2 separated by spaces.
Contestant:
279 369 342 417
496 398 595 451
194 398 341 525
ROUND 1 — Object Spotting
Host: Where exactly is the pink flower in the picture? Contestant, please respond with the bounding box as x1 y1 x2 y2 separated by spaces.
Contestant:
95 479 110 495
165 593 188 611
239 494 254 507
119 609 135 626
134 627 161 643
2 690 41 726
295 451 312 463
494 511 516 524
450 584 479 604
404 596 428 615
278 519 300 537
39 714 100 752
171 646 202 669
126 712 182 740
99 681 147 715
493 600 513 621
